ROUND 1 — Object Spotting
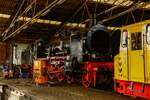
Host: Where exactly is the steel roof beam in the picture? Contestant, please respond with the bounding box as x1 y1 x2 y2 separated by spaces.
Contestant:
2 0 66 41
98 1 150 24
56 0 88 35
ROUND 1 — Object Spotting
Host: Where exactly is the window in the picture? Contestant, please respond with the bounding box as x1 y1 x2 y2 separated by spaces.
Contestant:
147 25 150 45
122 29 128 48
131 32 142 50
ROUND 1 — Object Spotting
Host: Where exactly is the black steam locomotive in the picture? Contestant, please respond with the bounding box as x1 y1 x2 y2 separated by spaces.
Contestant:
64 24 121 88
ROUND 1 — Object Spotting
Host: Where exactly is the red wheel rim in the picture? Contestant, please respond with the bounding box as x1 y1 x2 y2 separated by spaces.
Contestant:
48 65 55 80
57 73 64 82
82 72 92 88
49 74 55 80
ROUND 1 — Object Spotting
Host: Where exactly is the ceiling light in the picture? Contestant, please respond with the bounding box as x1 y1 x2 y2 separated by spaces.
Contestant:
91 0 133 7
23 26 28 30
0 13 85 28
10 24 14 28
41 9 51 16
57 0 66 5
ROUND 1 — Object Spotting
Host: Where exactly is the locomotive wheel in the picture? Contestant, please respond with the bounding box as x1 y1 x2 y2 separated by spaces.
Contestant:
57 67 64 82
82 72 92 88
48 73 55 80
57 73 64 82
66 75 73 84
97 66 113 88
48 66 55 80
71 58 79 72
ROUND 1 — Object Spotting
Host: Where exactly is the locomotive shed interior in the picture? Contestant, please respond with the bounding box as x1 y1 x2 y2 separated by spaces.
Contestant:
0 0 149 100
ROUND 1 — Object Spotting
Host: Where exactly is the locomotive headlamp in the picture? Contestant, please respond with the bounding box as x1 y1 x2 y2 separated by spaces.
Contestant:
83 40 86 43
38 42 42 46
92 53 96 59
66 55 70 60
122 29 128 48
65 62 69 67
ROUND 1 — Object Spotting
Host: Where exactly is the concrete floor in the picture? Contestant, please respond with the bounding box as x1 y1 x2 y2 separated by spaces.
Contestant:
0 79 146 100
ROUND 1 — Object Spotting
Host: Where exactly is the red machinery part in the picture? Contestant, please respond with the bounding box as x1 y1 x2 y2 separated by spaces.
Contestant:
47 64 64 82
57 67 64 82
48 65 55 80
82 61 114 88
48 56 66 82
115 79 150 99
82 71 92 88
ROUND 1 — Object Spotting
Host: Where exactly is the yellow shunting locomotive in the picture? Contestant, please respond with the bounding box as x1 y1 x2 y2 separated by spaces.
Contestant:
114 19 150 99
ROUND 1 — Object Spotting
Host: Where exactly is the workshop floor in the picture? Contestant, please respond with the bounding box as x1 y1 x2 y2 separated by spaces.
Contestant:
0 78 145 100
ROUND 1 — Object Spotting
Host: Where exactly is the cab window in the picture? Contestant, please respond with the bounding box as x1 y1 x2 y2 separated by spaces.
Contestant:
131 32 142 50
147 25 150 45
122 29 128 48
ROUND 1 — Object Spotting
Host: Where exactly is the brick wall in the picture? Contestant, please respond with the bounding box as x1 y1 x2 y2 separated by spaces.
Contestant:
0 42 7 64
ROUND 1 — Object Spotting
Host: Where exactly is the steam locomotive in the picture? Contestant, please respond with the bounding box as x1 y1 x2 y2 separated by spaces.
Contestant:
64 24 121 88
33 24 121 88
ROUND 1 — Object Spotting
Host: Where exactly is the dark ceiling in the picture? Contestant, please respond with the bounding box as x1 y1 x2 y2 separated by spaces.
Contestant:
0 0 149 43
